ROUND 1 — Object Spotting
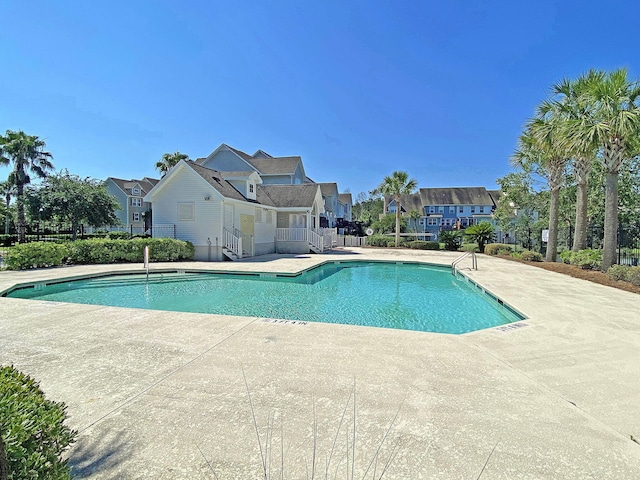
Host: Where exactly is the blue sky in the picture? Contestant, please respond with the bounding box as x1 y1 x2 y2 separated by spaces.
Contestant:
1 0 638 198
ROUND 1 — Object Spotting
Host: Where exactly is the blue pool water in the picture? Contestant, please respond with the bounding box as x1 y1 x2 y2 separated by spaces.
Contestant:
5 261 523 334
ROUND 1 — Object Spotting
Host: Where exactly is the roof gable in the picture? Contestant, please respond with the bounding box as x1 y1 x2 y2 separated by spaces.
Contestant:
258 184 321 209
420 187 494 206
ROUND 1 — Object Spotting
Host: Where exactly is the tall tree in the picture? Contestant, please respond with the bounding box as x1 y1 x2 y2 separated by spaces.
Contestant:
514 119 568 262
573 69 640 270
25 171 121 240
375 171 418 247
0 180 16 234
155 151 189 176
0 130 54 243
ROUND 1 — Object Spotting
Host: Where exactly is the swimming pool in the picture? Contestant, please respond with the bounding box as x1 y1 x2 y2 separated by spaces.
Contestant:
4 261 524 334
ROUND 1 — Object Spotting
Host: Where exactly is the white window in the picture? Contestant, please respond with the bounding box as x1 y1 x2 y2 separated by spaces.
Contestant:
132 187 140 195
427 217 439 226
249 183 254 193
289 214 305 228
266 210 273 224
479 206 485 213
471 206 476 213
449 206 456 214
459 206 464 213
132 212 140 222
178 202 195 221
131 197 142 207
255 208 263 223
428 206 435 214
438 206 444 213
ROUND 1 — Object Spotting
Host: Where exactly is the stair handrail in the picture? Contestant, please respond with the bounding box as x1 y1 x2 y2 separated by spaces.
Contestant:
308 228 324 252
223 228 243 259
451 251 477 275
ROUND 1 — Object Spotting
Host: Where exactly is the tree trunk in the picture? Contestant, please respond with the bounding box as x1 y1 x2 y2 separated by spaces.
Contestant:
395 195 400 247
16 183 26 243
545 163 563 262
602 171 619 270
572 180 588 251
4 193 10 235
572 156 592 252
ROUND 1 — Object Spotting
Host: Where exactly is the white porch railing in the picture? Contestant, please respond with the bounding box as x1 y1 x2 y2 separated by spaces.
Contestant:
276 228 308 242
308 229 324 252
233 227 254 257
223 228 243 259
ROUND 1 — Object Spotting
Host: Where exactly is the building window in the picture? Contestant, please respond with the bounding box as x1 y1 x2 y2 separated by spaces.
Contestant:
249 184 254 193
266 210 273 224
449 206 456 214
178 202 195 221
131 197 142 207
438 206 444 213
428 206 435 214
255 208 263 223
427 218 439 226
471 206 476 213
132 212 140 222
289 214 305 228
132 187 140 195
479 206 485 213
459 206 464 213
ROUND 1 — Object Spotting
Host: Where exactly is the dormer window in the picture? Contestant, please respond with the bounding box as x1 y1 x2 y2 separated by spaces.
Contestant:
249 184 254 193
132 187 141 195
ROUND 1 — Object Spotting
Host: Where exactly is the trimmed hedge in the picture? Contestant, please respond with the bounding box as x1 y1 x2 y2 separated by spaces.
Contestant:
560 249 602 270
607 265 640 286
0 365 76 480
520 250 543 262
3 238 194 270
367 234 397 247
484 243 513 255
404 240 440 250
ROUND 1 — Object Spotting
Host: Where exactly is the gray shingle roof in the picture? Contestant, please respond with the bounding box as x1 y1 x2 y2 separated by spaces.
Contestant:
338 193 352 205
419 187 494 206
487 190 503 207
247 156 301 175
185 162 249 202
109 177 159 196
258 184 320 208
318 182 338 197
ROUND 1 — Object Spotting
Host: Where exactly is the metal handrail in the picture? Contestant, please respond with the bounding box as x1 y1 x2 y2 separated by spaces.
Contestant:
451 251 477 275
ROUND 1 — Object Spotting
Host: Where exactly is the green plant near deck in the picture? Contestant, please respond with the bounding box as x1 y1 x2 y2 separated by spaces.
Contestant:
562 249 603 270
0 365 77 480
438 230 463 251
484 243 513 256
606 265 640 286
3 242 68 269
519 250 543 262
367 234 397 247
3 238 194 270
404 240 440 250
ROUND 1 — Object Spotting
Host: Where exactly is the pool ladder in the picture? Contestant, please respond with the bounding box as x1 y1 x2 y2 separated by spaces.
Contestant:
451 251 477 275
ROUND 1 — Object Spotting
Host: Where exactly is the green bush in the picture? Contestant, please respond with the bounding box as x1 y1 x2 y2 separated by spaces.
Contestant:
484 243 513 256
520 250 543 262
0 365 77 479
460 243 479 252
567 249 602 270
367 234 396 247
3 242 69 270
439 230 463 251
627 266 640 286
66 238 194 264
106 231 130 240
607 264 630 281
511 252 523 260
559 250 572 264
404 240 440 250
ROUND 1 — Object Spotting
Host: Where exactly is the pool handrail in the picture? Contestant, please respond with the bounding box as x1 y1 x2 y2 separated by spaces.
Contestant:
452 251 477 275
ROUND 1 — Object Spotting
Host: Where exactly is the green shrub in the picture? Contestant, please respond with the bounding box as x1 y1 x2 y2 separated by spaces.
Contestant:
559 250 572 264
520 250 543 262
484 243 513 256
66 238 194 264
627 266 640 286
511 252 523 260
568 249 602 270
404 240 440 250
0 365 77 479
439 230 463 251
106 231 130 240
460 243 479 252
367 234 396 247
607 264 630 281
3 242 69 270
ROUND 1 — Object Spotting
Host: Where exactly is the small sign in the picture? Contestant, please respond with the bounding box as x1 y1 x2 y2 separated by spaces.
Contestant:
541 229 549 242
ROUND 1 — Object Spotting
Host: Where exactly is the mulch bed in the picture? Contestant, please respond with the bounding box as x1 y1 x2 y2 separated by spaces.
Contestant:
497 255 640 295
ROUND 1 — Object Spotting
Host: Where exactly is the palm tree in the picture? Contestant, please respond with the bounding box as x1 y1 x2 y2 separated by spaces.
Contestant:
513 117 568 262
0 180 16 234
571 69 640 270
408 209 422 237
375 171 418 247
546 73 600 251
155 151 189 176
464 221 495 253
0 131 54 243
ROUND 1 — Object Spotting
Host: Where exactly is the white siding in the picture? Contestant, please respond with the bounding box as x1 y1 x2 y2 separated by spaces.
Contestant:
150 166 223 246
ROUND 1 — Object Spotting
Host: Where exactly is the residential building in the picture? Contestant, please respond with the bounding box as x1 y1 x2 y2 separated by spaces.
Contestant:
106 177 159 232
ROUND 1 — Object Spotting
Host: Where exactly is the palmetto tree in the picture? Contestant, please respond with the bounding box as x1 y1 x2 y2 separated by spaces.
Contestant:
0 130 54 243
571 69 640 270
376 171 418 247
155 151 189 176
0 180 16 234
513 118 568 262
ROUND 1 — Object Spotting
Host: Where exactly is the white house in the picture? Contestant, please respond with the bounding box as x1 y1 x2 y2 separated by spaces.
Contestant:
143 160 325 261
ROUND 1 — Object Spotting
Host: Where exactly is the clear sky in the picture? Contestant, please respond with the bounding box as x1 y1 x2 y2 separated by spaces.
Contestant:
1 0 638 198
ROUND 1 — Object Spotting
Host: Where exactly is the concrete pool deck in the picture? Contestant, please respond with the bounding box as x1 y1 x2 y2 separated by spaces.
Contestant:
1 247 639 479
